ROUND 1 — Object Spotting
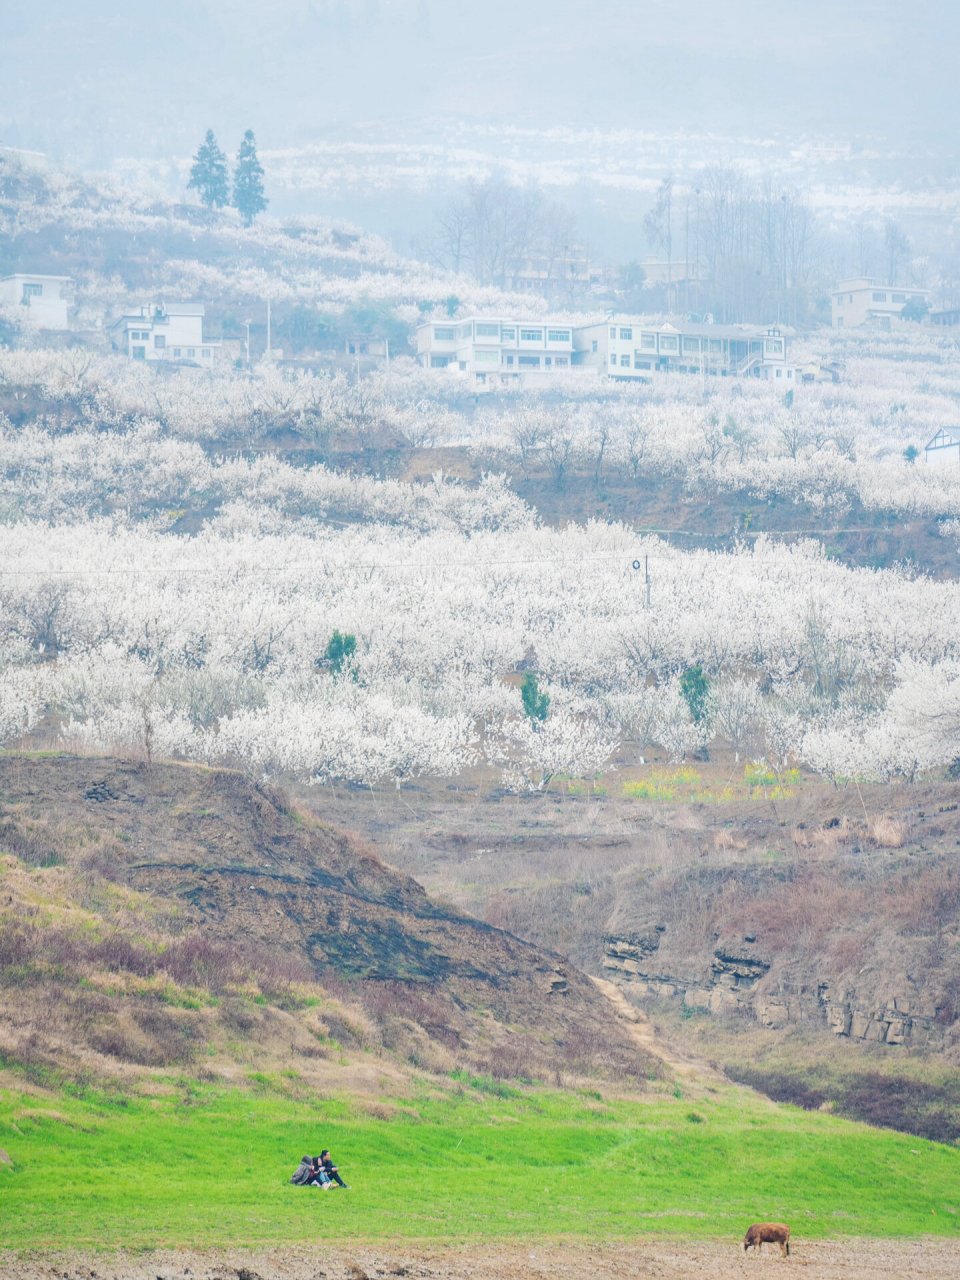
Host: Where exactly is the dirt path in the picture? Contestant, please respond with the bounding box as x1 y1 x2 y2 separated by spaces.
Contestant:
592 975 727 1086
3 1239 956 1280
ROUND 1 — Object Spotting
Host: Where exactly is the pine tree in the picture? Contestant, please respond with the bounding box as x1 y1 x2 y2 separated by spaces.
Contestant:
186 130 229 209
232 129 268 226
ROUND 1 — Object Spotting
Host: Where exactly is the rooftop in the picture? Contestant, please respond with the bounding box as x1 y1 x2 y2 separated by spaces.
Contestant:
1 272 73 282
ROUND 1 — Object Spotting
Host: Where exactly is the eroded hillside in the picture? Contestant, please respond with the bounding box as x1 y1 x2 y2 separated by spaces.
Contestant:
293 770 960 1140
0 755 653 1089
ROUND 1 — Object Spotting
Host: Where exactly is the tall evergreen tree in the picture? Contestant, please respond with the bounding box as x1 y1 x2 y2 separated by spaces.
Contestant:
232 129 268 226
186 129 229 208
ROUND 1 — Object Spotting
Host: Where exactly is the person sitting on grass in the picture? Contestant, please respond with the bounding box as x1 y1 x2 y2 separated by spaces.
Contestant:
317 1149 349 1188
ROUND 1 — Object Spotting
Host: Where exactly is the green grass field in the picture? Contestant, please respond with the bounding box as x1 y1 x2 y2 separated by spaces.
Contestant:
1 1074 958 1249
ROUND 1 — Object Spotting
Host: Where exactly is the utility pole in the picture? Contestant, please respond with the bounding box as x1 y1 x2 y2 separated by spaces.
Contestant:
266 298 272 358
632 557 652 609
243 318 251 367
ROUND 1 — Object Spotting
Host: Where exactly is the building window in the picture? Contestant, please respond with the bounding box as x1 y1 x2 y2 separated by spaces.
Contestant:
475 348 499 363
659 336 678 352
634 357 652 369
872 291 887 302
187 348 195 357
519 328 543 342
132 346 146 360
430 355 451 368
609 326 616 338
892 293 906 303
458 323 472 338
154 334 166 349
554 356 568 367
21 283 43 302
433 326 456 340
682 336 700 354
591 339 598 352
835 295 843 306
619 327 632 340
640 333 656 349
610 353 617 365
787 369 793 378
475 323 500 337
504 354 514 365
620 354 630 366
518 355 540 366
547 329 570 343
501 327 516 340
202 347 211 358
776 368 782 377
544 357 552 367
173 347 181 357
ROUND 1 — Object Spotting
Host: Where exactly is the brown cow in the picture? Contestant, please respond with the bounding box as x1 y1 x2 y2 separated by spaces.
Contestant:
743 1222 791 1257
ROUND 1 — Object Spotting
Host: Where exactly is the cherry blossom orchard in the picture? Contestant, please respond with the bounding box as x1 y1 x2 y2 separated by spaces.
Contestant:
2 485 960 786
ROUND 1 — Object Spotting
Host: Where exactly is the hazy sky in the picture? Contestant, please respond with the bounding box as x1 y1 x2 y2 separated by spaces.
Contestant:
3 0 959 165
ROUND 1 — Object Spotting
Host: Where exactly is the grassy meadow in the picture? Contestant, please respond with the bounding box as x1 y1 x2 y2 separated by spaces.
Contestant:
1 1074 957 1249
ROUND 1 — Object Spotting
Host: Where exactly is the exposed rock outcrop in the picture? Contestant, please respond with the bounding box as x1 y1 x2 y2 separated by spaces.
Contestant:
603 928 946 1049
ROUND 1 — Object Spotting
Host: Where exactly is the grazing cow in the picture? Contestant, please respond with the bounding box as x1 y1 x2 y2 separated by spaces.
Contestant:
743 1222 791 1257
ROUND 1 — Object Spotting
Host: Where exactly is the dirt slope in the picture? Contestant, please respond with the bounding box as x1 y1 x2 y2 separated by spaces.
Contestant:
0 755 651 1081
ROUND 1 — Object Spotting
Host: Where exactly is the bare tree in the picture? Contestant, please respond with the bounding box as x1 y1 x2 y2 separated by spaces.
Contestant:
643 176 674 282
885 219 911 286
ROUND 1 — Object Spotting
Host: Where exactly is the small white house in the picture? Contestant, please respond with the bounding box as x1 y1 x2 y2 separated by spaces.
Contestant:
831 278 929 329
108 301 219 364
0 273 73 329
925 427 960 469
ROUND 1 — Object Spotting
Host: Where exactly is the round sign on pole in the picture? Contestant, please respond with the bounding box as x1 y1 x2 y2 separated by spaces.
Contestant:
632 559 642 571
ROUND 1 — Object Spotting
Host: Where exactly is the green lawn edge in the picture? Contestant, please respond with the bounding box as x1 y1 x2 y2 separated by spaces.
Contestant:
1 1077 957 1249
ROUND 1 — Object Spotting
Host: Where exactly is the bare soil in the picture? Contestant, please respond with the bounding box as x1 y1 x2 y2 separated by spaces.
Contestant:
2 1238 956 1280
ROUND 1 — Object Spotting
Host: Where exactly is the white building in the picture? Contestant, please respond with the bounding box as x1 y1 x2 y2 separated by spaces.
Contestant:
416 313 795 386
415 315 575 385
573 319 796 383
0 273 73 329
831 278 929 329
108 301 219 364
925 427 960 469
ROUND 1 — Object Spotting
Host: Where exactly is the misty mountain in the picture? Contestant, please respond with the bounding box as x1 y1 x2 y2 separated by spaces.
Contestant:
3 0 958 168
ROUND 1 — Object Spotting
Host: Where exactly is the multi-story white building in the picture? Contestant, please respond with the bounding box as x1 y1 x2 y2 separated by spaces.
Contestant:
417 313 795 386
831 278 929 329
108 301 220 364
0 273 73 328
925 427 960 469
415 315 575 384
573 319 796 383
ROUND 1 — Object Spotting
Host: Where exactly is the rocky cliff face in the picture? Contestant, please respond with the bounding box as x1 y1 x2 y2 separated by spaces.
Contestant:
603 918 950 1051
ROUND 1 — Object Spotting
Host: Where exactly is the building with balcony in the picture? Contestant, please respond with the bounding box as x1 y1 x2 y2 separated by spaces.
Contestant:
0 273 73 329
831 278 929 329
573 319 796 383
416 314 795 386
108 300 220 363
415 315 575 384
925 427 960 469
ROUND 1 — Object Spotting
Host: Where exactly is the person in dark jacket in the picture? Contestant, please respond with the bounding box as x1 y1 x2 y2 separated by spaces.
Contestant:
317 1149 348 1188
